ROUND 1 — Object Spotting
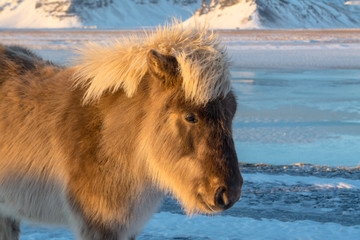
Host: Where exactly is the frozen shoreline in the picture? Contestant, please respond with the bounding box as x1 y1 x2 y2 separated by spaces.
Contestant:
21 213 360 240
1 29 360 69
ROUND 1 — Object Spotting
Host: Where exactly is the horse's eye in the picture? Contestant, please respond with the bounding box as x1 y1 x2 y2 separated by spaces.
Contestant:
185 113 198 124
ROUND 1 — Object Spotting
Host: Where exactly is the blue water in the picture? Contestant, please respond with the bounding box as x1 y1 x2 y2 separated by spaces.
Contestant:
231 69 360 167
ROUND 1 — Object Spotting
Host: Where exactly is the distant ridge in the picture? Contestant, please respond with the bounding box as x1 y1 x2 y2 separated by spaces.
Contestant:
0 0 200 28
0 0 359 29
185 0 360 29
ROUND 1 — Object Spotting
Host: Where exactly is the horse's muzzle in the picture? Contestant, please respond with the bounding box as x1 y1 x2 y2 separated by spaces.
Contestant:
213 173 243 211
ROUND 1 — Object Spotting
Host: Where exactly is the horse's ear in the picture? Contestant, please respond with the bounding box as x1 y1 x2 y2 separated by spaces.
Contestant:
147 49 180 86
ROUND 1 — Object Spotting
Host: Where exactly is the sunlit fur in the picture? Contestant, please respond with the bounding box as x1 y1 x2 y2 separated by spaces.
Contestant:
73 21 231 105
0 22 242 240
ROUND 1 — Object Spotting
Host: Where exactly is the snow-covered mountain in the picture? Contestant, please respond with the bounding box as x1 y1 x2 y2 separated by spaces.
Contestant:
0 0 200 28
0 0 359 29
185 0 360 29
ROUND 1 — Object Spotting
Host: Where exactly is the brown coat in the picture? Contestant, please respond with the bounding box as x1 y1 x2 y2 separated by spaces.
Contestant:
0 24 242 240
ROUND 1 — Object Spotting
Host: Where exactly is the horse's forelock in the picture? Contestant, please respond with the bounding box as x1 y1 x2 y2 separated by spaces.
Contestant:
72 22 231 105
177 46 231 105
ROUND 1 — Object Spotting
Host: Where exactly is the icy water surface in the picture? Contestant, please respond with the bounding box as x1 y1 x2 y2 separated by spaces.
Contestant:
232 69 360 167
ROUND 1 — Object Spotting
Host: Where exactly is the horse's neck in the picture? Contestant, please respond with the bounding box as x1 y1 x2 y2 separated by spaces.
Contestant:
60 73 152 184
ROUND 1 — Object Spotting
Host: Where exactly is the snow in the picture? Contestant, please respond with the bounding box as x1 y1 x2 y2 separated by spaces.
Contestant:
139 213 360 240
1 0 359 29
184 0 260 29
79 1 199 29
243 173 360 190
20 212 360 240
0 0 199 29
0 0 81 28
185 0 360 29
1 29 359 239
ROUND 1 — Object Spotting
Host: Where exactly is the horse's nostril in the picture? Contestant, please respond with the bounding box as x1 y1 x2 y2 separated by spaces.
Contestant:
214 186 228 209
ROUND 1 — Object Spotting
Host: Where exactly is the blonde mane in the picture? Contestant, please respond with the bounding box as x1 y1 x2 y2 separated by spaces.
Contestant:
73 22 231 105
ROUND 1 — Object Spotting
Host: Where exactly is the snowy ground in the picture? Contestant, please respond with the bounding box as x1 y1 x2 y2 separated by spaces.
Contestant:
0 30 359 239
21 165 360 240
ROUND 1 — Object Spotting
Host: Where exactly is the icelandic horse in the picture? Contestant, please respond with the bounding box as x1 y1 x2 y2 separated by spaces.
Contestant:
0 23 242 239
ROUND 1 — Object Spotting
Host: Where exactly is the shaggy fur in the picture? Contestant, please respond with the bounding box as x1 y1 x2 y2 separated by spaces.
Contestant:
0 23 242 240
73 23 231 105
